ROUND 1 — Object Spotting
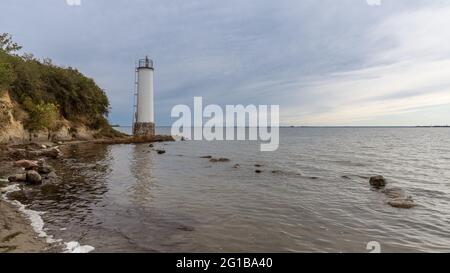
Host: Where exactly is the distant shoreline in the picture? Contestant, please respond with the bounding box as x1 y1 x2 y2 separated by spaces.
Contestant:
116 125 450 128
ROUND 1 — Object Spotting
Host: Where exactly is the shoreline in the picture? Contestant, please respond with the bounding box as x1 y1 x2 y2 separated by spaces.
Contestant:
0 193 52 253
0 135 174 253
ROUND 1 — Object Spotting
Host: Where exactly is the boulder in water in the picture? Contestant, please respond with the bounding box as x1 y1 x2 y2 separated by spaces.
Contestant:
370 175 387 188
388 197 416 209
14 160 38 170
38 165 53 175
210 158 230 163
26 170 42 185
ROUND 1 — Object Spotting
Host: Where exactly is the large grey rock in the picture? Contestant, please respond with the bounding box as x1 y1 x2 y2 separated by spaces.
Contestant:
369 175 387 188
26 170 42 185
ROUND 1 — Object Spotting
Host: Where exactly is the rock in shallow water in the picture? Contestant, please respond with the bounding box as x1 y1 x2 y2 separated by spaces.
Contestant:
26 170 42 185
29 147 62 159
388 197 416 209
370 175 387 188
37 165 53 175
210 158 230 163
14 160 38 170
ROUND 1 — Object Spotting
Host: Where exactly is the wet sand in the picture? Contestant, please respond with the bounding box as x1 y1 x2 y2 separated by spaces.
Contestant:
0 199 51 253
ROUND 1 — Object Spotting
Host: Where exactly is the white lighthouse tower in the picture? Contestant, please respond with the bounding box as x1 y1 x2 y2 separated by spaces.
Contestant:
133 56 155 136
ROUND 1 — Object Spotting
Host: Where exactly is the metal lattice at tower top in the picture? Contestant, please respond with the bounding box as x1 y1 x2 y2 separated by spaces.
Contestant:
138 57 154 69
133 56 155 136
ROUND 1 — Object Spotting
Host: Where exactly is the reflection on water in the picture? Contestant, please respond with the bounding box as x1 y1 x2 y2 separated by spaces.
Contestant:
7 128 450 252
129 144 155 206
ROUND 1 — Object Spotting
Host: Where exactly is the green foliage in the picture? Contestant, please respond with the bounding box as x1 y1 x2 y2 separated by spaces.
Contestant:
0 63 15 89
23 98 59 131
0 33 111 131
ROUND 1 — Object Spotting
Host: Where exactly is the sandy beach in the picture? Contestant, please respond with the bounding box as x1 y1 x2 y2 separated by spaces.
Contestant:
0 198 50 253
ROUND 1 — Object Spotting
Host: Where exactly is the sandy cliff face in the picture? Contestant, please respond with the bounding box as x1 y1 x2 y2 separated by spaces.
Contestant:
0 92 99 144
0 92 27 143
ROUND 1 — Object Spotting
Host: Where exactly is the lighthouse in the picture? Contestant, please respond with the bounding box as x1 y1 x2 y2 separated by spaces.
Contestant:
133 56 155 136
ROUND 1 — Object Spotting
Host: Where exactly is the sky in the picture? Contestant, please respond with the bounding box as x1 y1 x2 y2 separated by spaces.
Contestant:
1 0 450 126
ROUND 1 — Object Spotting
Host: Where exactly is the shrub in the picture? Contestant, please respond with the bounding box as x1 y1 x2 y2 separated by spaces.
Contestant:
23 97 59 132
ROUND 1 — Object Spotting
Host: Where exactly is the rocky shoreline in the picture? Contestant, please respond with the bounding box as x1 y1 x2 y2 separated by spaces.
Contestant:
0 135 174 253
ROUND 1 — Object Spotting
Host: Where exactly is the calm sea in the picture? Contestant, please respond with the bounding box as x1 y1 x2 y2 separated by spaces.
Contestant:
9 127 450 252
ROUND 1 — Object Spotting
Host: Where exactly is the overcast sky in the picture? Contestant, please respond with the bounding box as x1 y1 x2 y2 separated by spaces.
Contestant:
1 0 450 126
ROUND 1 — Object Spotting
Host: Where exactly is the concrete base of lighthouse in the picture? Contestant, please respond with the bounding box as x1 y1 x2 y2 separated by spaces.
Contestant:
133 122 155 137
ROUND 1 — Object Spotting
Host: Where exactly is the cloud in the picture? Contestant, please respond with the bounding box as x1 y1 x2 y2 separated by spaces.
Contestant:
1 0 449 126
280 2 450 125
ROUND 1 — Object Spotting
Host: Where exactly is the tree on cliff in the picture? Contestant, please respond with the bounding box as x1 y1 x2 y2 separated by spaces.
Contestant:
22 97 59 132
0 33 22 54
